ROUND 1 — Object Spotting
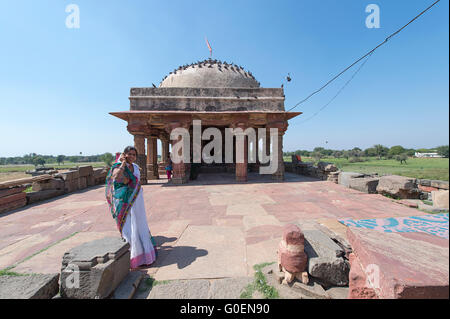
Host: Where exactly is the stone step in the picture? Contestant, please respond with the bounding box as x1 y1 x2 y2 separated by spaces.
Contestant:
113 271 144 299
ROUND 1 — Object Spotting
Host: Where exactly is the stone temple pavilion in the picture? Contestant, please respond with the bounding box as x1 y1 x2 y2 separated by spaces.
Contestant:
110 59 301 184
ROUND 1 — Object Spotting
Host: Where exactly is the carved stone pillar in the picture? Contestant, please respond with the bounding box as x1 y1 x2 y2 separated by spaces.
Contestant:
127 116 149 185
161 136 169 164
166 120 190 184
233 123 249 182
147 136 159 180
133 134 147 185
268 121 288 181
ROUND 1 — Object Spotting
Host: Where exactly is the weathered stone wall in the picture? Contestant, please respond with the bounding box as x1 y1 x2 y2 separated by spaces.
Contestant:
0 166 108 215
286 161 339 182
129 87 285 112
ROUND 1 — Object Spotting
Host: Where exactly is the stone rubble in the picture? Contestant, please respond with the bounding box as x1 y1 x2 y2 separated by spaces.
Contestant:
0 165 108 215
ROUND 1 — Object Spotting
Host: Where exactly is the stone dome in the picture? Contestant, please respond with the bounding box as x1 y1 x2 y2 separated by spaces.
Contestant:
159 59 260 88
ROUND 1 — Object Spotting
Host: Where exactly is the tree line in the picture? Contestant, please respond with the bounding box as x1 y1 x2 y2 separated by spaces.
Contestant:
284 145 449 162
0 153 115 167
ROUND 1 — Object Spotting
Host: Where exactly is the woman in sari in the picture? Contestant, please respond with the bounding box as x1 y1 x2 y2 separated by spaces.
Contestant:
105 146 157 269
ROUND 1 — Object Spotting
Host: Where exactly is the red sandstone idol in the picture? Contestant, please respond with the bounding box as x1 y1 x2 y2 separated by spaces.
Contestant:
277 224 309 284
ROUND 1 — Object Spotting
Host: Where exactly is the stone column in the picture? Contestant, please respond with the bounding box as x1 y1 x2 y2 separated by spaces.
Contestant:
268 121 288 181
234 124 248 182
147 136 159 180
134 134 147 185
166 121 190 184
255 128 259 165
161 137 169 164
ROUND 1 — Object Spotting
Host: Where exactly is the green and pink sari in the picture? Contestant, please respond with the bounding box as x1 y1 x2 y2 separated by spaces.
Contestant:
105 162 140 234
105 162 157 267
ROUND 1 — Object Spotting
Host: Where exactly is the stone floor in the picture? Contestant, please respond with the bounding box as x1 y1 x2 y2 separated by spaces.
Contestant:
0 172 432 296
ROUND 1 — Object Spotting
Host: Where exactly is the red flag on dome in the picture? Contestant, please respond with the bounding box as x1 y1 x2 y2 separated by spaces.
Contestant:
205 37 212 58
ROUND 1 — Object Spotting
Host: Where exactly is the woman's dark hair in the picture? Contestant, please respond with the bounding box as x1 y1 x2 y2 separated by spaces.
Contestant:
123 146 138 156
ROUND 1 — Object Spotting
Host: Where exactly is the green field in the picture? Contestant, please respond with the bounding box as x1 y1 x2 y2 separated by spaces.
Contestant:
0 162 105 173
284 157 449 181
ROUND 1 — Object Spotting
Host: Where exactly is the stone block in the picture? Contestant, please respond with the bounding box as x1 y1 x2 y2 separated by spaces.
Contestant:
78 176 87 189
0 192 26 206
59 170 79 182
347 227 449 299
0 197 27 214
64 179 79 193
338 172 365 188
376 175 420 199
60 237 130 299
432 190 449 209
93 167 107 177
26 190 64 204
418 185 439 193
418 179 431 187
32 178 64 192
78 166 94 177
112 271 144 299
347 253 378 299
431 180 449 190
87 176 95 187
317 162 338 172
0 186 26 198
303 229 349 287
348 177 379 194
0 274 59 299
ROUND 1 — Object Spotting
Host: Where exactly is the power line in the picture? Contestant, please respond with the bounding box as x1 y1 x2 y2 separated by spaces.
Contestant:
287 0 441 112
298 52 373 124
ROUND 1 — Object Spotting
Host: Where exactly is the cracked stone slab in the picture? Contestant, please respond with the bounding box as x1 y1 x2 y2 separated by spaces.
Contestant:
148 279 210 299
0 274 59 299
208 277 254 299
13 231 119 274
154 226 246 281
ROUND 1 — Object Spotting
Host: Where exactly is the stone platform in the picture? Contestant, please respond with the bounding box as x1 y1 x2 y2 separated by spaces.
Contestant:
0 172 443 298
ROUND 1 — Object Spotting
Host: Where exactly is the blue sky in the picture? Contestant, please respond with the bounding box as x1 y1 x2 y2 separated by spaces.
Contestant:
0 0 448 157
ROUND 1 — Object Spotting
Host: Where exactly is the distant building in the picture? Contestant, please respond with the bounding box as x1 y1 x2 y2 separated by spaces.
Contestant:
414 152 443 158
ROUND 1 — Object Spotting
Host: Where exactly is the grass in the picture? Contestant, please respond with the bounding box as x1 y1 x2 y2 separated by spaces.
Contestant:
240 262 279 299
0 267 26 277
138 276 171 293
285 156 449 181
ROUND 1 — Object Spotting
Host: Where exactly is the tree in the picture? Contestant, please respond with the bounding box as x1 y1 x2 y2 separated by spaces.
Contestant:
405 148 416 157
33 156 45 168
389 145 406 157
332 151 343 158
57 155 65 165
364 147 377 157
101 153 114 168
374 144 389 159
436 145 449 158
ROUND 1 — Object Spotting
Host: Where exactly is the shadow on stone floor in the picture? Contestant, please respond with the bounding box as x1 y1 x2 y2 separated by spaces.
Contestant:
153 245 208 269
138 236 208 271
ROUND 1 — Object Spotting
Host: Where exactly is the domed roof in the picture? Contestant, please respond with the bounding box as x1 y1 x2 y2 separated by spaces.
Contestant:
159 59 260 88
